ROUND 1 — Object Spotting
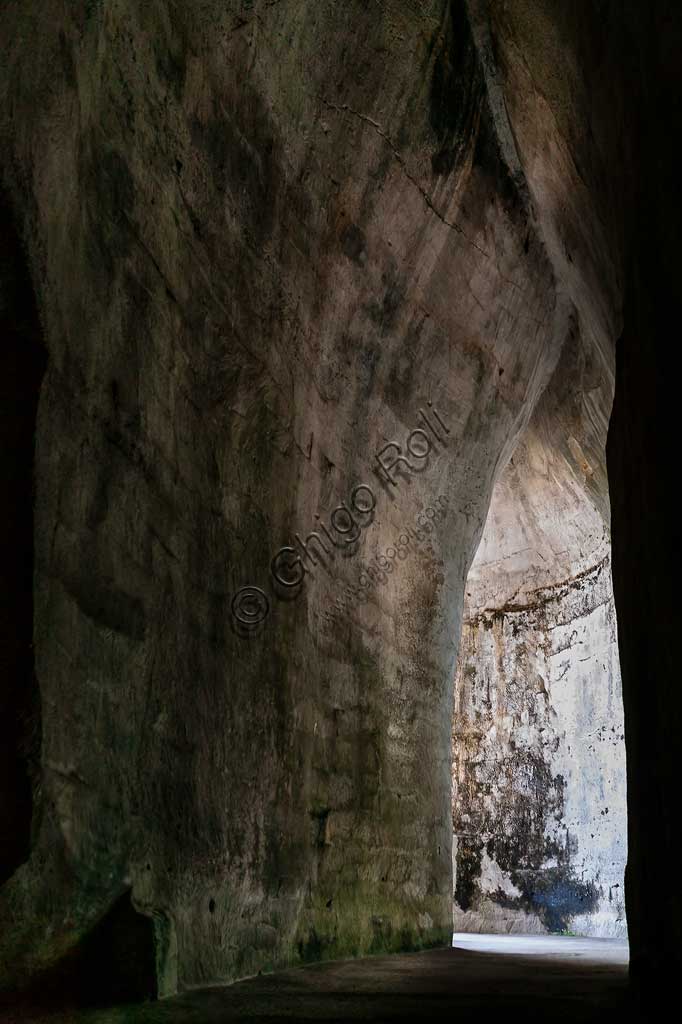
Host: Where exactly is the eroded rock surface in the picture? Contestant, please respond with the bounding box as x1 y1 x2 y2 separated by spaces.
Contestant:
0 0 679 1003
452 484 626 937
0 0 572 995
453 550 626 937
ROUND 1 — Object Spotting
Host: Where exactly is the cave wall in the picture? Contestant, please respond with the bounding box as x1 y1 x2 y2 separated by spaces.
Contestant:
0 0 574 996
1 0 679 1001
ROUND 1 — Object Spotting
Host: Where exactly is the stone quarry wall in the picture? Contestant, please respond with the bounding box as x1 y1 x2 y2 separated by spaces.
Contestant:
6 0 675 999
452 554 627 937
1 0 579 996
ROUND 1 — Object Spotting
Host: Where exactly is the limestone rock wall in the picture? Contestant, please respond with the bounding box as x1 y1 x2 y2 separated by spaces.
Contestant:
0 0 574 996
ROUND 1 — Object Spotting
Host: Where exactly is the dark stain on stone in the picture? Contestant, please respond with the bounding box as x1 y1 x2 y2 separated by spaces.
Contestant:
61 570 146 643
84 0 105 21
493 865 601 934
529 873 600 933
364 265 404 334
93 148 135 229
59 31 77 89
340 222 367 265
190 88 283 250
454 838 482 911
385 314 426 408
297 928 327 963
81 142 136 279
369 915 394 953
454 726 596 931
155 46 186 101
310 807 330 849
476 749 594 930
357 340 381 396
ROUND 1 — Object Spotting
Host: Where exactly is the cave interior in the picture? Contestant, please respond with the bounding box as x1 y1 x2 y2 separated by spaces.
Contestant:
0 0 679 1020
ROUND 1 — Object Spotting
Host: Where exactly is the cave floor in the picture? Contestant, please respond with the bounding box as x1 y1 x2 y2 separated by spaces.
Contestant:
13 935 634 1023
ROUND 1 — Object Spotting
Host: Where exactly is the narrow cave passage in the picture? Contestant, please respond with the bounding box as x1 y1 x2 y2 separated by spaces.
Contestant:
452 384 628 942
0 194 46 885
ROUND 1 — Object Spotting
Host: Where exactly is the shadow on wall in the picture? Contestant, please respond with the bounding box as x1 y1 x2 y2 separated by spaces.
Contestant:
0 192 163 1013
0 891 157 1013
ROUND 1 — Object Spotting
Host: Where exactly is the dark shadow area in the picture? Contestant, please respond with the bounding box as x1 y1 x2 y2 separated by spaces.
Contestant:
606 1 682 997
0 191 46 886
0 890 158 1014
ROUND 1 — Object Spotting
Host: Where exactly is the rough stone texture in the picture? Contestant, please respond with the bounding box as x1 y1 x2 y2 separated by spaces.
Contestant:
0 0 679 1006
0 0 573 997
452 535 627 937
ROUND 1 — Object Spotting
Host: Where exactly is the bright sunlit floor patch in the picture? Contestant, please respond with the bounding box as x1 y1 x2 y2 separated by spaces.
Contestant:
452 932 629 964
